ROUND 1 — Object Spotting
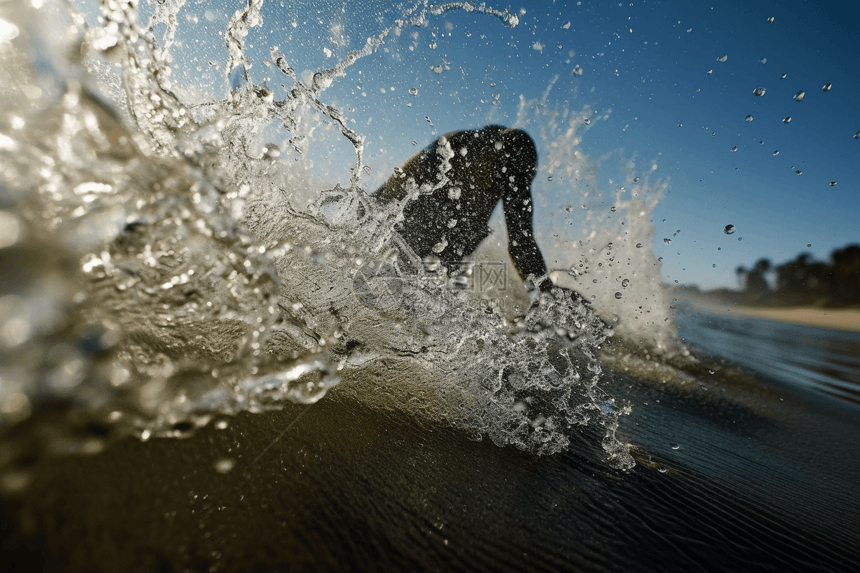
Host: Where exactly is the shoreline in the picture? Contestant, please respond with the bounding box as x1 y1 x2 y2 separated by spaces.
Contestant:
690 302 860 333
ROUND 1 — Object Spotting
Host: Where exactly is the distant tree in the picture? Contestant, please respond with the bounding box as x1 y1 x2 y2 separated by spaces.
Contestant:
729 243 860 308
735 265 747 289
830 244 860 305
744 258 771 293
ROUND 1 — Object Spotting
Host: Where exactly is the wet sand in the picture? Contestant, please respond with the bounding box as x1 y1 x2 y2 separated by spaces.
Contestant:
2 364 858 572
692 303 860 333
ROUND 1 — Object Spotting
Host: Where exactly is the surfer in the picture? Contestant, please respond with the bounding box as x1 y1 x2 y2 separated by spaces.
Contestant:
374 124 559 295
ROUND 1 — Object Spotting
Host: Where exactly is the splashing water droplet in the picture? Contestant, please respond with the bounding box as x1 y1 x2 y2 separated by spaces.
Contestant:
564 205 573 213
717 55 728 62
636 243 643 248
614 292 622 300
780 73 787 79
795 91 805 102
854 132 860 139
731 146 737 152
829 181 837 187
671 444 681 450
745 115 753 122
783 116 791 123
610 206 617 212
547 176 553 181
663 238 672 245
773 150 779 155
411 140 417 145
621 279 630 288
822 83 832 92
724 224 735 235
706 70 712 76
759 58 767 64
214 458 236 473
633 177 640 183
678 123 683 127
215 420 229 430
795 170 802 175
753 87 766 96
767 16 775 22
409 87 418 95
572 64 583 76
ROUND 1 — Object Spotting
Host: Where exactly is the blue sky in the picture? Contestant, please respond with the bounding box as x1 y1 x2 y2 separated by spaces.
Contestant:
128 0 860 288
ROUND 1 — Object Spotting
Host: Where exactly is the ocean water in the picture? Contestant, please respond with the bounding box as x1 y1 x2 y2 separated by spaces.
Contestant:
1 1 858 571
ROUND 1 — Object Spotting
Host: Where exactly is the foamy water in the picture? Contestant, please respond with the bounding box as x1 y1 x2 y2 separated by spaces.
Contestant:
0 0 689 472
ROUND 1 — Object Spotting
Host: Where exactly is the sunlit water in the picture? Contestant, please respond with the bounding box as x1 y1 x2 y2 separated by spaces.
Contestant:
678 309 860 408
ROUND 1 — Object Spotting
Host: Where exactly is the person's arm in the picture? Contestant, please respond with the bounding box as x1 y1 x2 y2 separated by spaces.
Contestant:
502 185 553 292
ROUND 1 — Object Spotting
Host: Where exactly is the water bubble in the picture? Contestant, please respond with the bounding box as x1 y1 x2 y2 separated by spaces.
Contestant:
712 264 716 268
547 176 553 181
572 64 583 76
773 150 779 155
678 123 683 127
635 243 642 248
767 16 775 22
780 73 787 79
795 91 805 102
633 177 640 183
854 132 860 139
731 146 737 152
706 70 713 76
214 458 236 474
822 83 832 92
807 244 812 247
564 205 573 213
717 55 728 62
215 420 229 430
362 165 372 175
0 211 22 248
593 279 598 284
411 141 417 145
409 87 418 95
759 58 767 64
614 292 622 299
795 170 802 175
610 206 617 212
753 87 766 96
621 279 630 288
829 181 837 187
670 444 681 450
724 224 735 235
783 116 791 123
745 115 753 122
738 237 743 241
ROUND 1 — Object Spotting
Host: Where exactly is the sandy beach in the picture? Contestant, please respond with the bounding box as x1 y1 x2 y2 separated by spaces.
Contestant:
692 303 860 333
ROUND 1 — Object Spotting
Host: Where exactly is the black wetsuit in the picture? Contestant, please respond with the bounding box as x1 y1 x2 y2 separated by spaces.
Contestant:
373 125 551 291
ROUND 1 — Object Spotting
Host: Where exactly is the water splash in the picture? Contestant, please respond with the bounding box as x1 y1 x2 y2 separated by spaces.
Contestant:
0 0 644 472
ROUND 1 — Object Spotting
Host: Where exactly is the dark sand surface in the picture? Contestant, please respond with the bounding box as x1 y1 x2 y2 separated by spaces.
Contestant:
2 359 859 572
